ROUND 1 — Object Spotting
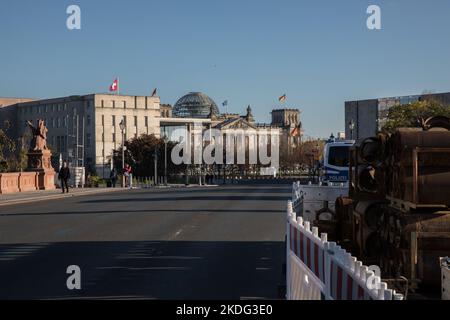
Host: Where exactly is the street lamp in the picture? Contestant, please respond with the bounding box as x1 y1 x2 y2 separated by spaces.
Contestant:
349 120 355 140
119 119 125 187
154 149 158 186
163 135 169 186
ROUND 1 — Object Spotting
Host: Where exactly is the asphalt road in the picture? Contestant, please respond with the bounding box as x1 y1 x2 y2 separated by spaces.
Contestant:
0 184 290 300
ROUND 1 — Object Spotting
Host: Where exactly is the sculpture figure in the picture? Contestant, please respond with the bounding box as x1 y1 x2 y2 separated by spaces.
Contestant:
27 119 48 151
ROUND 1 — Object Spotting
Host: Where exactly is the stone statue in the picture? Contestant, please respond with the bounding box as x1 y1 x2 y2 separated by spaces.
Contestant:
27 119 48 151
25 119 55 190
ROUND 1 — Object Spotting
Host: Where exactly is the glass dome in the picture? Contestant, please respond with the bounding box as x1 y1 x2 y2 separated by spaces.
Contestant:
173 92 220 118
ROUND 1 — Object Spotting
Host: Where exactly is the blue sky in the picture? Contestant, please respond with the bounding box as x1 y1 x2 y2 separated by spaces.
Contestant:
1 0 450 138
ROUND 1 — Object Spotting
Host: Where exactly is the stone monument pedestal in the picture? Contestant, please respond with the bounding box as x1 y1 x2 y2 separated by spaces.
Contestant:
26 149 56 190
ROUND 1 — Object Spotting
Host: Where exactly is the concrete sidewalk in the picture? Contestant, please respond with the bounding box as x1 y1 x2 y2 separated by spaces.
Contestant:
0 187 125 207
0 184 220 207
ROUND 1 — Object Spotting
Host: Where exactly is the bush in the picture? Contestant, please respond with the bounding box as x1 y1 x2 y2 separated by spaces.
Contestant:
88 175 104 187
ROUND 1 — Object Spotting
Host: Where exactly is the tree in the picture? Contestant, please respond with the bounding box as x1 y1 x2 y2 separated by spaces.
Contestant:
113 134 184 178
0 128 15 172
381 100 450 134
295 139 325 167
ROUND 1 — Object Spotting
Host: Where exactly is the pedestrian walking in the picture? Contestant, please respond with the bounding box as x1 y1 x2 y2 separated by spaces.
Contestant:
58 161 71 193
110 168 118 188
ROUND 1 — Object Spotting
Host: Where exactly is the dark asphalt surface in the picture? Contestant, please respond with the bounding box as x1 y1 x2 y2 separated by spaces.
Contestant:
0 184 290 300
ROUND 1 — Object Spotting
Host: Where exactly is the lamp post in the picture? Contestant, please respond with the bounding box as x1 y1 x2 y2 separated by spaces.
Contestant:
154 150 158 186
349 120 355 140
119 119 125 187
163 135 168 186
315 142 321 182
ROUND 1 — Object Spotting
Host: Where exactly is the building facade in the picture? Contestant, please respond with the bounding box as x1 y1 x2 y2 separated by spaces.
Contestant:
0 97 34 108
271 108 303 153
345 92 450 141
165 93 302 169
0 94 160 177
0 91 304 178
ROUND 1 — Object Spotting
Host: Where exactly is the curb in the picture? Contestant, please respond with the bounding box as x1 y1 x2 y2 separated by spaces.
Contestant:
0 185 221 207
0 188 126 207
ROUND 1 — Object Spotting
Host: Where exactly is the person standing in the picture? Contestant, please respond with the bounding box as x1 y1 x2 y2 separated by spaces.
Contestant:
123 164 133 189
110 168 118 188
58 161 71 193
127 164 133 189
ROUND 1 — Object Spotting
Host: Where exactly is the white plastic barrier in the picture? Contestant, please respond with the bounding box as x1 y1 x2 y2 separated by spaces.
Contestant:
442 257 450 300
292 181 348 222
286 201 403 300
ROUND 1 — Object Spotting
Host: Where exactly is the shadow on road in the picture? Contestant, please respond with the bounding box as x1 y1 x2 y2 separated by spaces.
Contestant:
0 240 285 300
81 195 291 204
124 186 292 195
0 208 284 217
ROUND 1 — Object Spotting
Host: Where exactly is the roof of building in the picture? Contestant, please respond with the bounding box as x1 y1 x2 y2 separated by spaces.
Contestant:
173 92 220 119
213 117 257 130
0 97 35 107
271 108 300 112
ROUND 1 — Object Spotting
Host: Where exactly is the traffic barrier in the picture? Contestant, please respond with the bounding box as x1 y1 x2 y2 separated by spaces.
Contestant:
286 200 403 300
442 257 450 300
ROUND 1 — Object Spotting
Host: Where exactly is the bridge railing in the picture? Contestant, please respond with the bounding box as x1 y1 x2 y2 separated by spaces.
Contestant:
286 200 403 300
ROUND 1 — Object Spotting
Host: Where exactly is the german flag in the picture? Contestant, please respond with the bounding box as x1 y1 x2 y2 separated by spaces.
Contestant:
279 94 286 102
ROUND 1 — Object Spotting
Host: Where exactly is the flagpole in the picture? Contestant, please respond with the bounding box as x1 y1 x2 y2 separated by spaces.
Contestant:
117 77 120 96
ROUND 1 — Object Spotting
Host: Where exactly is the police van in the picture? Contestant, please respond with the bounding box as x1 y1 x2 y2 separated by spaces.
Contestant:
321 136 355 184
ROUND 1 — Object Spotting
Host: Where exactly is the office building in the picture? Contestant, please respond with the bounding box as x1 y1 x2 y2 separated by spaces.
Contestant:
345 92 450 140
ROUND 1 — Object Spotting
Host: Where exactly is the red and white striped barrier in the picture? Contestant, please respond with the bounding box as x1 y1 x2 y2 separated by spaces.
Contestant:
286 201 403 300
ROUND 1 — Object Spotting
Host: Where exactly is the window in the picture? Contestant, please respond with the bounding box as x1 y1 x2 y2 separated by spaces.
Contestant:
134 116 137 127
58 104 62 112
52 136 67 152
328 146 350 167
87 115 91 126
112 100 115 109
102 115 105 126
45 105 48 113
123 116 127 126
63 117 67 127
64 104 67 111
86 133 92 147
123 101 126 109
112 115 116 126
57 118 61 128
101 100 104 108
145 116 148 127
112 133 116 143
60 136 67 153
